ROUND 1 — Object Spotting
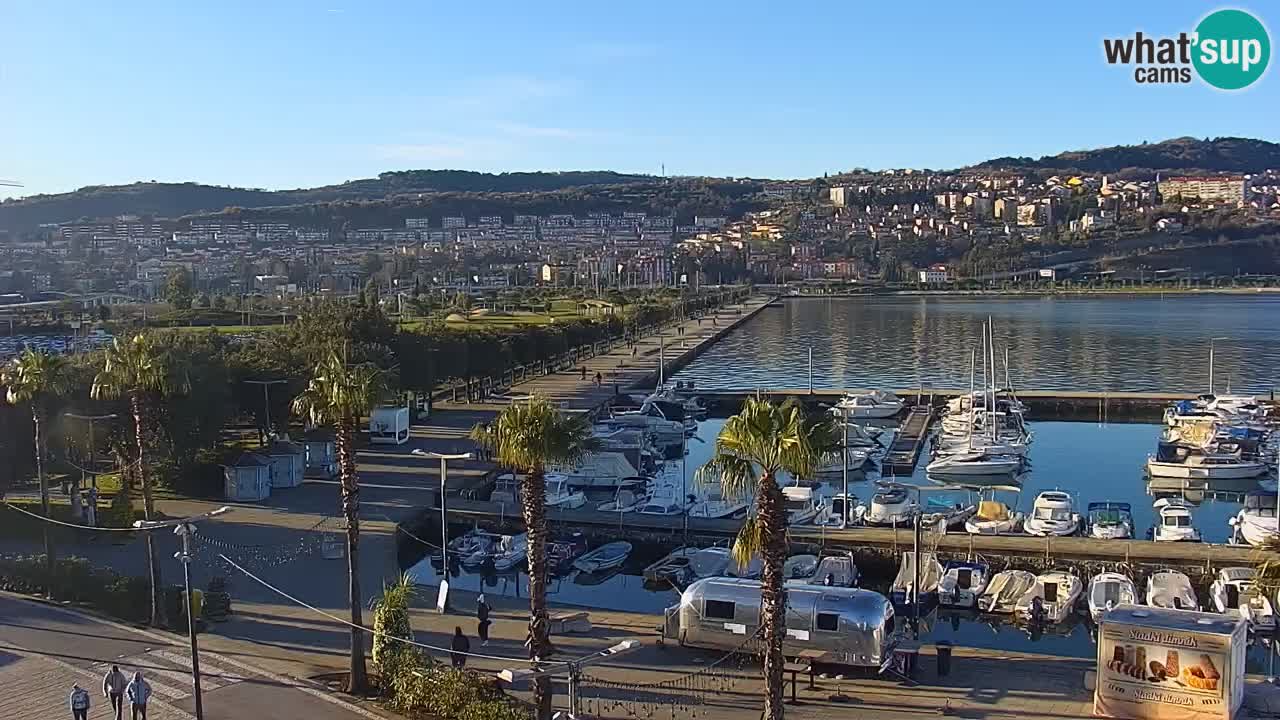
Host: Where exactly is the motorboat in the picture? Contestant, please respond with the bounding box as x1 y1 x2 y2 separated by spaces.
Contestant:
806 552 859 588
558 452 643 490
1146 442 1267 479
1152 498 1201 542
1015 570 1083 624
828 420 886 448
643 546 697 585
597 487 645 513
573 541 633 573
1023 491 1082 537
687 547 732 579
445 529 498 564
1146 569 1199 611
833 390 905 419
547 532 588 575
783 554 820 580
964 500 1023 535
1086 502 1134 540
725 556 763 579
977 570 1036 614
637 486 691 516
938 561 991 609
599 413 686 457
890 551 943 606
818 493 865 527
815 447 874 475
1205 394 1267 420
544 474 587 509
863 484 920 526
926 451 1022 476
687 490 750 520
1210 567 1276 631
933 434 1029 458
1230 489 1279 547
781 485 826 525
921 499 977 532
1087 572 1137 621
489 533 528 572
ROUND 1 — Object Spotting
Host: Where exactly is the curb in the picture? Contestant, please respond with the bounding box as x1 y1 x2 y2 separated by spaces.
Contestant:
3 590 394 720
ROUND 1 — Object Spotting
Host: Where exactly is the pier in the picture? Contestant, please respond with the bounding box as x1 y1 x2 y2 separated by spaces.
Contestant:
881 404 933 475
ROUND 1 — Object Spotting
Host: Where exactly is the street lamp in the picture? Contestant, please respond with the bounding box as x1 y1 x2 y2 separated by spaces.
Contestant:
1208 337 1229 396
412 449 472 611
243 379 288 445
497 639 642 719
134 506 233 720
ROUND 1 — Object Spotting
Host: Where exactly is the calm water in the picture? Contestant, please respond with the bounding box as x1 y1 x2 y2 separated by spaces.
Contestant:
407 415 1280 668
673 295 1280 393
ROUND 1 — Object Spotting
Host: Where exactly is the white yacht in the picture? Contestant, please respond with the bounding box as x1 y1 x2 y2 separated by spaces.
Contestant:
1015 570 1083 624
926 451 1022 476
1086 502 1134 540
1152 498 1201 542
1146 442 1267 479
637 486 691 516
687 490 750 520
781 485 826 525
964 500 1023 535
818 493 865 527
544 474 587 509
1210 567 1276 631
1023 491 1082 537
1230 490 1279 547
978 570 1037 614
833 390 905 419
1146 569 1199 611
938 561 990 608
1088 572 1137 621
863 484 920 526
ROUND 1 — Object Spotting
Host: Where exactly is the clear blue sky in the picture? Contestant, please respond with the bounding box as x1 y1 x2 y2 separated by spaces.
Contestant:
2 0 1276 198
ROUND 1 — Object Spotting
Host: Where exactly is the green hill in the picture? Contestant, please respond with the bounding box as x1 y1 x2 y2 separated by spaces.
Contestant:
973 136 1280 175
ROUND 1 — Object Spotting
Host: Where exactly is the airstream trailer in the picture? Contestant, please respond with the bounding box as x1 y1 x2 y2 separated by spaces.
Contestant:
662 577 896 668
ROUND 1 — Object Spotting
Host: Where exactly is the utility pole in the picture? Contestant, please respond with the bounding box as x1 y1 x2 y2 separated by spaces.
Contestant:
412 450 472 611
243 379 288 445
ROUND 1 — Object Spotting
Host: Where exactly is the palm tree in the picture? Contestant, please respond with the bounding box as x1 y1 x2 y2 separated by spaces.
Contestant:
2 349 73 581
470 397 594 720
696 397 837 720
292 350 386 695
91 333 187 628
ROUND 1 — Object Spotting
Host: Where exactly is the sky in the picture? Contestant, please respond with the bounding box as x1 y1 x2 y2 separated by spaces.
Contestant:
1 0 1277 198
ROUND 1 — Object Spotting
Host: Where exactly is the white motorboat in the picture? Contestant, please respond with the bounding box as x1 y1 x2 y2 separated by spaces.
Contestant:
933 434 1029 457
600 413 686 452
783 554 820 580
978 570 1037 614
833 390 905 419
1210 567 1276 631
806 553 859 588
1015 569 1083 624
938 561 991 608
1206 394 1267 420
1230 489 1279 547
687 547 732 579
1087 572 1137 621
545 474 587 509
863 484 920 526
573 541 633 573
1086 502 1134 540
926 451 1022 476
1152 498 1201 542
558 452 643 490
687 490 750 520
890 551 943 606
490 533 528 572
782 485 826 525
638 486 691 516
597 487 645 514
1023 491 1082 537
1146 442 1267 479
1146 569 1199 611
828 420 885 448
815 447 873 475
817 493 865 527
965 500 1023 535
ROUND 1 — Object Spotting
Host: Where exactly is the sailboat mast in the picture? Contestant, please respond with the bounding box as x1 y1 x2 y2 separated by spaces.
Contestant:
988 319 997 444
968 348 976 451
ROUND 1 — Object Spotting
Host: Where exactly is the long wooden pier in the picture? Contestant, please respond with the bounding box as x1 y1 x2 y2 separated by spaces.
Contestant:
882 405 933 475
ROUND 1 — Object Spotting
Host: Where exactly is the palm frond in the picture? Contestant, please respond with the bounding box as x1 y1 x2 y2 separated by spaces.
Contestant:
1252 537 1280 596
732 514 763 570
291 350 387 428
485 396 593 473
2 348 72 407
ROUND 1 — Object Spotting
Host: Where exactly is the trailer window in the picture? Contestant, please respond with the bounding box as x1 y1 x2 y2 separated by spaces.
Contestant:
705 600 736 620
816 613 839 632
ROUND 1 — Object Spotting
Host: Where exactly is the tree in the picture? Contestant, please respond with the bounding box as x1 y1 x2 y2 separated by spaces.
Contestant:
2 349 73 581
90 333 189 628
470 398 594 720
292 350 387 695
164 268 194 310
372 573 416 679
695 397 837 720
97 304 111 321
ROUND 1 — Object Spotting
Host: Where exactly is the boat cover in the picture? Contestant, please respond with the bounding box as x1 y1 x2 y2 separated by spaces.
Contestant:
977 501 1009 521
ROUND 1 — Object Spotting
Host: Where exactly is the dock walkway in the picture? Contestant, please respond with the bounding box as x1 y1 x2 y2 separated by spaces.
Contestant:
882 405 933 475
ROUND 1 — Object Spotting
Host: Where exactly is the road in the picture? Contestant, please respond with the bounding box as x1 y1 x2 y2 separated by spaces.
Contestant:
0 593 382 720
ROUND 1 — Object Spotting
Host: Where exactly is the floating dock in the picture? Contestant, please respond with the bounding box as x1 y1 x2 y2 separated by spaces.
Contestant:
881 405 933 475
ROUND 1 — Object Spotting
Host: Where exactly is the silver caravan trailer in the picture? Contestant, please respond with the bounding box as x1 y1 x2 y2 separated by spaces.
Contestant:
662 577 896 668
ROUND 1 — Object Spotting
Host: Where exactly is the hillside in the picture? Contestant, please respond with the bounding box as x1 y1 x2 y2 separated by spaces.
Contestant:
0 170 656 233
973 136 1280 175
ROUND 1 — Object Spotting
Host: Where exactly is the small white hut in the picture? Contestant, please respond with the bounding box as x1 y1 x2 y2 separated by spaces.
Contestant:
266 441 305 489
224 453 272 502
303 428 337 479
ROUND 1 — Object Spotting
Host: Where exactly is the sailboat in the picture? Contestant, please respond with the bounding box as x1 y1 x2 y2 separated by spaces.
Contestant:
928 343 1022 477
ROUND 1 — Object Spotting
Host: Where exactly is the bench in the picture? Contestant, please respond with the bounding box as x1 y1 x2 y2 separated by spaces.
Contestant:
549 611 591 635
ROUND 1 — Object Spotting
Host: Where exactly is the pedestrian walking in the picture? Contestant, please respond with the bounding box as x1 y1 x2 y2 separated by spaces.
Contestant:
631 346 637 358
580 366 587 380
476 593 492 645
450 626 470 668
69 683 90 720
594 372 602 387
102 664 127 720
125 672 151 720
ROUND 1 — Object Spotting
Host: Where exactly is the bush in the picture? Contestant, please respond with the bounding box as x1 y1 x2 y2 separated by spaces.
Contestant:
372 575 415 677
386 649 529 720
0 554 151 624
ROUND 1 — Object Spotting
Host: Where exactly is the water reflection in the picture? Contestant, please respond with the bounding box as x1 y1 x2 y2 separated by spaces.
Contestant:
673 296 1280 393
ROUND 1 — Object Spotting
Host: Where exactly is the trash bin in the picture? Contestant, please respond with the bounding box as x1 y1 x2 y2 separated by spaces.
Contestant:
936 641 953 677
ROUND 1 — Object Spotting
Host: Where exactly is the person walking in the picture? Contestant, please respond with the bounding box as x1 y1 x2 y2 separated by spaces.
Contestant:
450 626 470 668
69 683 90 720
594 372 602 387
476 593 492 646
580 366 587 381
125 672 151 720
102 664 127 720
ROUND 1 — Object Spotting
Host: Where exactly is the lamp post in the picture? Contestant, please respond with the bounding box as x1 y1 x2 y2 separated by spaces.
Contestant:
1208 337 1229 396
243 379 288 446
412 449 472 611
497 639 641 719
840 405 850 529
134 506 234 720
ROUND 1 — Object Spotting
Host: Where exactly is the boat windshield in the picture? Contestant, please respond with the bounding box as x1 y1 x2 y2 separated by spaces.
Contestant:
1091 510 1121 525
1035 507 1071 521
784 498 811 511
1164 515 1192 527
